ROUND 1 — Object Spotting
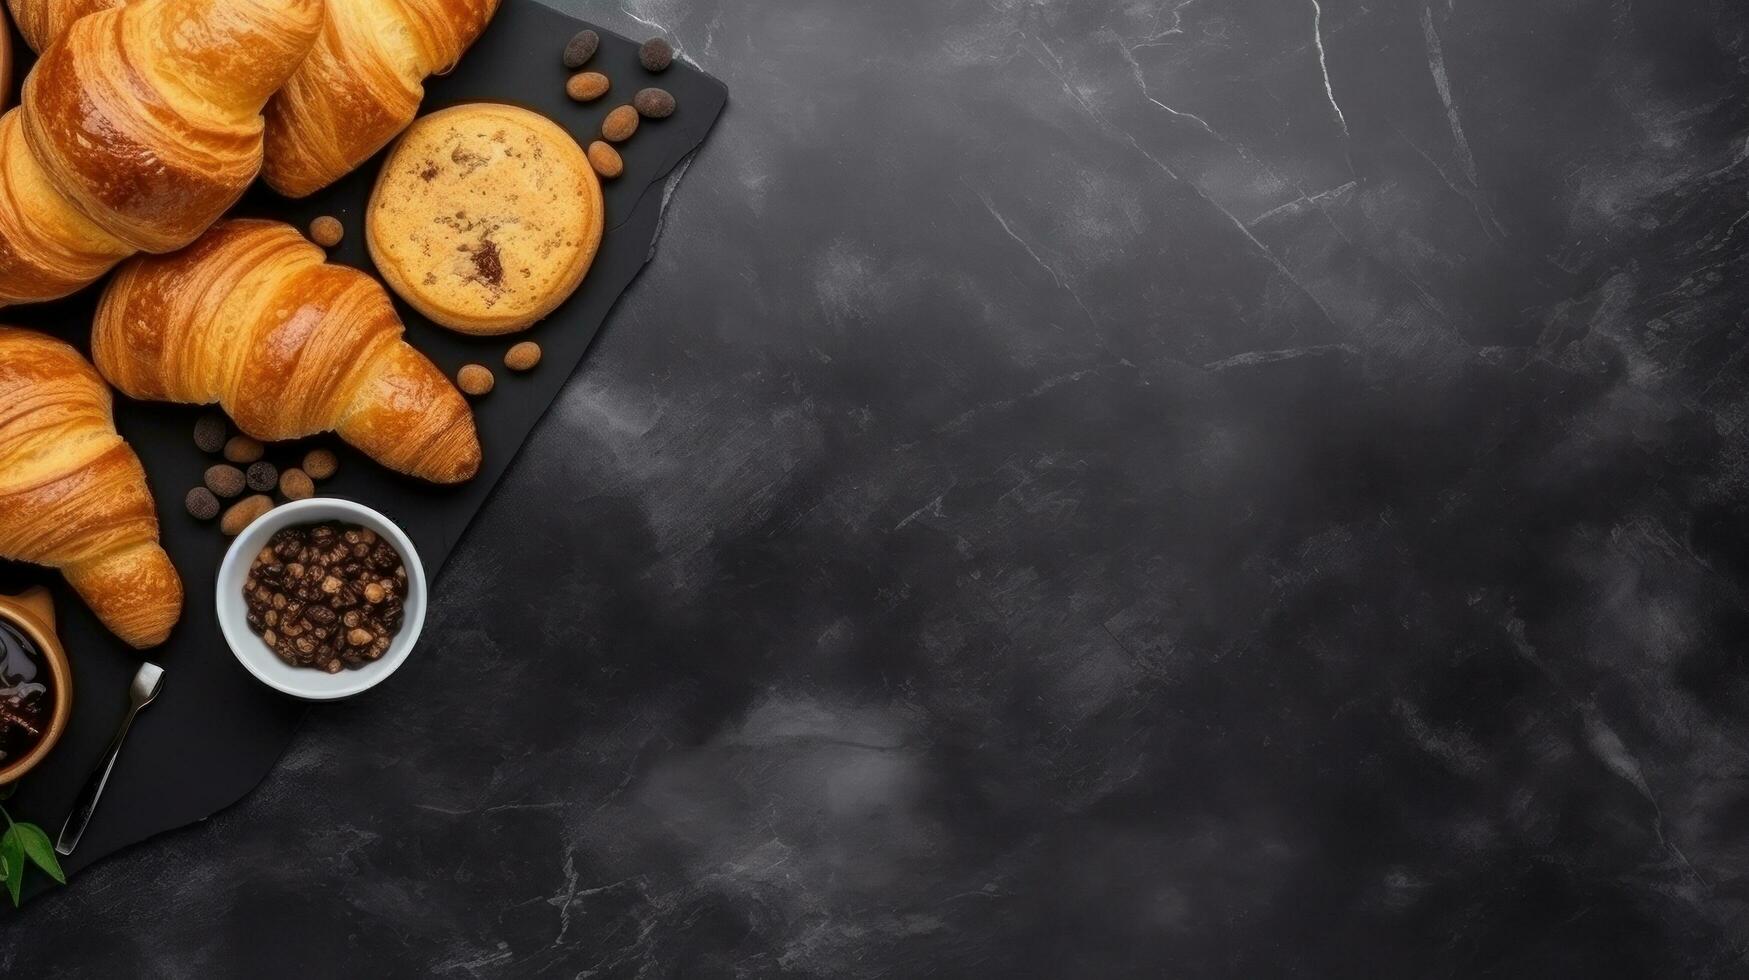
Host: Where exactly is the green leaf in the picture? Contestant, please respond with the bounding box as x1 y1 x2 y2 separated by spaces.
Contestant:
1 828 23 906
13 824 63 885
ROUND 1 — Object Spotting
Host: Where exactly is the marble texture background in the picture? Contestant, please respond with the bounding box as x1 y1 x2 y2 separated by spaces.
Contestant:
10 0 1749 975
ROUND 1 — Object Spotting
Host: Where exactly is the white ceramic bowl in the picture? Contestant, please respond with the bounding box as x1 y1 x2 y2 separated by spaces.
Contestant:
217 498 427 700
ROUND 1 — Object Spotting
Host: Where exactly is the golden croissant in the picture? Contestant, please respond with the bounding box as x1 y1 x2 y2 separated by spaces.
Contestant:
0 327 183 649
263 0 501 198
0 0 323 307
6 0 117 53
93 219 483 484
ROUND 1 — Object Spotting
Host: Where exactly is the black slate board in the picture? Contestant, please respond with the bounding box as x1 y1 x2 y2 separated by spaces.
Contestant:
0 0 725 885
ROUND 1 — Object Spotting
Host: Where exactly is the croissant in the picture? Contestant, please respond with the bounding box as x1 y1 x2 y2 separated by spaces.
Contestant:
0 328 182 649
93 220 483 484
262 0 499 198
0 0 324 307
6 0 119 53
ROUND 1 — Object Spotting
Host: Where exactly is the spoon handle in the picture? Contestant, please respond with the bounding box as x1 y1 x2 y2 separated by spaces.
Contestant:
54 706 141 857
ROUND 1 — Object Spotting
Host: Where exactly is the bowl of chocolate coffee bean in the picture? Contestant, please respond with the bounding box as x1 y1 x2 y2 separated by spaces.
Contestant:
216 498 428 700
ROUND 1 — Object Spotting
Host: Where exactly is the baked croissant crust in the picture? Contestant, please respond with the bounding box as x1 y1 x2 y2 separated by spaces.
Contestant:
0 327 182 649
0 0 324 307
262 0 500 198
6 0 120 54
93 219 482 484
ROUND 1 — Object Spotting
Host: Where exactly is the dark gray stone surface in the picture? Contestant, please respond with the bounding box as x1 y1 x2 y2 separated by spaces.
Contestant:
8 0 1749 975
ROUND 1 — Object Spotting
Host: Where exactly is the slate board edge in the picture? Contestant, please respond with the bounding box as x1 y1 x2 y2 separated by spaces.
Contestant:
0 4 727 898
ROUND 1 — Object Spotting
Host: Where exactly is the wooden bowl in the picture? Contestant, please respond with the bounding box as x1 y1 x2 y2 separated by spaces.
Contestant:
0 588 73 785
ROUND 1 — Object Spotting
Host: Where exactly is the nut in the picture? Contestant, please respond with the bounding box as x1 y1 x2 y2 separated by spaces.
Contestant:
205 463 246 499
185 487 220 521
566 71 609 102
639 37 673 72
303 448 339 480
246 461 279 492
309 216 344 248
244 522 408 671
224 435 265 464
194 414 228 454
562 29 599 69
587 141 622 179
457 363 495 396
633 87 675 119
504 341 543 372
602 105 639 143
221 495 274 536
280 468 315 500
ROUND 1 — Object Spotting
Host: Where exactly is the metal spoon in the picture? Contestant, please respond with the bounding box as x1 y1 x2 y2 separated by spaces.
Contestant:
55 662 164 857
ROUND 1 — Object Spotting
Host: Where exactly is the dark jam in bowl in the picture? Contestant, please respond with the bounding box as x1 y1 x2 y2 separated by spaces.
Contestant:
0 619 52 769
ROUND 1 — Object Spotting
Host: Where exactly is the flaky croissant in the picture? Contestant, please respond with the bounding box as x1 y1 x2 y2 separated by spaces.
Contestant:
6 0 118 53
93 220 482 484
0 328 182 649
262 0 499 198
0 0 323 307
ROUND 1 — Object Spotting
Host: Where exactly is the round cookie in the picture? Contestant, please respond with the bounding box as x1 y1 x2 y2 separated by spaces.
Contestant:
366 103 604 336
